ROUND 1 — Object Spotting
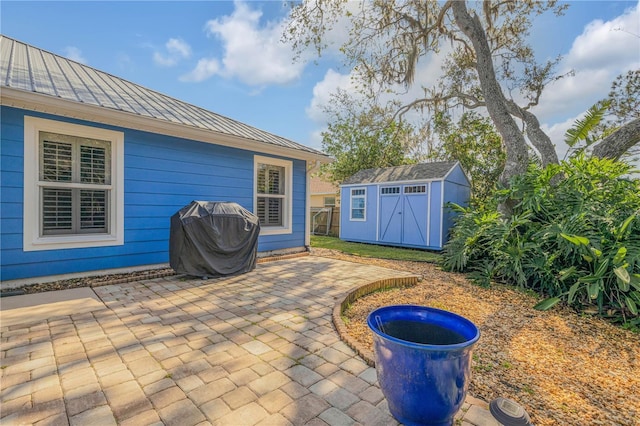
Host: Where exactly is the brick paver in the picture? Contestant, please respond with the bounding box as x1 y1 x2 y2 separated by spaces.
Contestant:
1 256 495 425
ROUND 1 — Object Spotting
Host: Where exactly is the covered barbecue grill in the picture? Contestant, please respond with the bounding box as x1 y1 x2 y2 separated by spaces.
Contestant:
169 201 260 278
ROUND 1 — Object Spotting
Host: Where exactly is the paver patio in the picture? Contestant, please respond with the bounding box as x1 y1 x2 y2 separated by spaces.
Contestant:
1 256 497 425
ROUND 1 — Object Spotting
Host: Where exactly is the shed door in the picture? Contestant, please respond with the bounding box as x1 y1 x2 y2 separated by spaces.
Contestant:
379 186 402 244
402 185 428 246
379 185 428 247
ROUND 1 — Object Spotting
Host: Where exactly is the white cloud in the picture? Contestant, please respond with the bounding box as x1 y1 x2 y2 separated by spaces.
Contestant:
541 116 577 161
306 69 356 123
532 2 640 131
305 47 448 128
191 1 304 86
565 4 640 72
307 128 325 151
167 38 191 58
179 58 221 83
531 68 613 123
153 38 191 67
64 46 86 64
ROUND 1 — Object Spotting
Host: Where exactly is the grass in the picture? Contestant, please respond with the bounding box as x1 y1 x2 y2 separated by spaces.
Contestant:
310 235 441 263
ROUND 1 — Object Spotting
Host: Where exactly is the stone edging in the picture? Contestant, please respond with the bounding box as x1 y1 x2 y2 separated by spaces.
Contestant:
332 275 421 367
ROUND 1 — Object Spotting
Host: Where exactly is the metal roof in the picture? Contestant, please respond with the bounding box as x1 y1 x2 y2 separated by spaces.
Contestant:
342 162 459 185
0 35 327 158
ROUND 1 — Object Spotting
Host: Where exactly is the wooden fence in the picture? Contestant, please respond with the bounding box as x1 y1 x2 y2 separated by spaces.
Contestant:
310 207 340 237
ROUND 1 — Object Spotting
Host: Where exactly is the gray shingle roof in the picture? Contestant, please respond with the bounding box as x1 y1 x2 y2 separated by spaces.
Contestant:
342 162 458 185
0 35 326 158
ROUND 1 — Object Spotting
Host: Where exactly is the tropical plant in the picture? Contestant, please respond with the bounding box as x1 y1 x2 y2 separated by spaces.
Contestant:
564 100 611 159
442 155 640 326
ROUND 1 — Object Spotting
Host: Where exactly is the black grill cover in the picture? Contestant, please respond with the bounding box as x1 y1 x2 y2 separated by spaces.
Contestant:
169 201 260 277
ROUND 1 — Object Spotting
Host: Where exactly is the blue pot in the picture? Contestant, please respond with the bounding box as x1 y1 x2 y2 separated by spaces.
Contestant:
367 305 480 426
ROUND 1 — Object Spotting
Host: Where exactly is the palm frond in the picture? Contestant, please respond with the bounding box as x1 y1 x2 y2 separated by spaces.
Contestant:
564 100 611 148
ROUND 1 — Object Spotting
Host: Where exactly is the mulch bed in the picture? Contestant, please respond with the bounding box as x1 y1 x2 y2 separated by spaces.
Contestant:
312 248 639 426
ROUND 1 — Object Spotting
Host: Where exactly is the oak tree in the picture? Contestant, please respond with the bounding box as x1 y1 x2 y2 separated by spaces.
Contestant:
286 1 639 194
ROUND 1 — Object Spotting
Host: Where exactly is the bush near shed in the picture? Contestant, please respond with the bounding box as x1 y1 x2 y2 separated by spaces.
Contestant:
442 155 640 328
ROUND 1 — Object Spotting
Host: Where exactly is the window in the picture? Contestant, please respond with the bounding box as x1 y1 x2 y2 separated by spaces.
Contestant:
404 185 426 194
254 156 292 235
23 117 124 251
350 188 366 221
323 196 336 207
381 187 400 195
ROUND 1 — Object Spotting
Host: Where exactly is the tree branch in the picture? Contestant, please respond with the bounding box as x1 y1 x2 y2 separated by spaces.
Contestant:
591 118 640 160
505 100 559 167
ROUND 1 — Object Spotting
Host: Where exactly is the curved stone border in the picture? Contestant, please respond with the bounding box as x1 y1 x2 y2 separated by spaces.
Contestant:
332 275 420 367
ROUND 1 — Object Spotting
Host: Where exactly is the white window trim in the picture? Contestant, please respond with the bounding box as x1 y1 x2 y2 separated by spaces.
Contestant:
350 188 367 221
254 155 293 236
23 116 124 251
323 196 336 207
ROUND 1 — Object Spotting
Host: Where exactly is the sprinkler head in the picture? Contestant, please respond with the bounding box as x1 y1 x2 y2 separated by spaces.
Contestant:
489 397 532 426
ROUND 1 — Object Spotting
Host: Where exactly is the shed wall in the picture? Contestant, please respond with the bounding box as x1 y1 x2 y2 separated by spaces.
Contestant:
340 180 448 250
339 165 470 251
0 107 307 281
427 181 443 249
339 185 378 242
442 164 471 244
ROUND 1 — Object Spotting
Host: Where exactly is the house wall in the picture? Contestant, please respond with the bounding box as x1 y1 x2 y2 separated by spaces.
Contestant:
310 193 340 208
0 107 307 282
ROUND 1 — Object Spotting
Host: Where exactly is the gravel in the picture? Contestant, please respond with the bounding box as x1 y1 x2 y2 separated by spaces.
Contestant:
311 248 640 426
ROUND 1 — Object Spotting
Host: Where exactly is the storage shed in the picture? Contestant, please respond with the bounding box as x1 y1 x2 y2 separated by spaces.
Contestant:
339 162 470 250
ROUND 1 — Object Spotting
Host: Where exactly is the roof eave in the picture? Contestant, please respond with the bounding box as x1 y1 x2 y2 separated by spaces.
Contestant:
1 88 331 163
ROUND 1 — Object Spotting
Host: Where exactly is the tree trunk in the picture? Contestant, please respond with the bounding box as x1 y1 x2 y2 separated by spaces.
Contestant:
592 118 640 160
450 2 529 186
506 101 560 167
450 1 529 214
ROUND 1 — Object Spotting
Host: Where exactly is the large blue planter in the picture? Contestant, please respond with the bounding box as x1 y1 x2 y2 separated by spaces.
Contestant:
367 305 480 426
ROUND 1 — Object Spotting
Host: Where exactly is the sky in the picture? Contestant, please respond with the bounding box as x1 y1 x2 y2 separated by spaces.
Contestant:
2 1 639 158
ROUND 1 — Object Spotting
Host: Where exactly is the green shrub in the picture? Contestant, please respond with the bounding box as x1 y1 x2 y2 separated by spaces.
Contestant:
442 155 640 326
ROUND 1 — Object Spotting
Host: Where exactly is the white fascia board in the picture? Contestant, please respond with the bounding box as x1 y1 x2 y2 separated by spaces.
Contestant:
2 88 331 163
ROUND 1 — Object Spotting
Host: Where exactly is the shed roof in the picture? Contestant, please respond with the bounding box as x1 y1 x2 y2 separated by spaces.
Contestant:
0 35 327 159
342 162 459 185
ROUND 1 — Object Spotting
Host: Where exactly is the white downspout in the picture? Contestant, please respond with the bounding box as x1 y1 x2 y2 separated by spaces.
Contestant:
305 160 321 248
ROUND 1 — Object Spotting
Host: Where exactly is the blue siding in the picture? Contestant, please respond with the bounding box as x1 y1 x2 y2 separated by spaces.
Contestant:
442 165 471 245
339 163 470 251
445 164 469 187
428 181 443 249
339 185 378 243
1 107 307 281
